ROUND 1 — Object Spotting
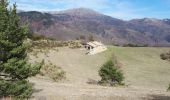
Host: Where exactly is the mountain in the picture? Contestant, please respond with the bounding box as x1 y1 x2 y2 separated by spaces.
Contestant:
18 8 170 46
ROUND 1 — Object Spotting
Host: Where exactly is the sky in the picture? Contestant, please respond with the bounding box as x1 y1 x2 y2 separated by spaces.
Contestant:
9 0 170 20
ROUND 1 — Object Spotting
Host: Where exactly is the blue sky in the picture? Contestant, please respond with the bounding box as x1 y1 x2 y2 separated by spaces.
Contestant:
9 0 170 20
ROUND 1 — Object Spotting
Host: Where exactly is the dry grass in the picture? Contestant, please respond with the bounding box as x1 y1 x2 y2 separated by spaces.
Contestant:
30 46 170 89
29 46 170 99
39 61 66 82
30 47 109 84
106 46 170 90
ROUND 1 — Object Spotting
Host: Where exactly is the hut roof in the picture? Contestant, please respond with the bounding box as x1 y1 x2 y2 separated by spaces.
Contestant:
87 41 103 47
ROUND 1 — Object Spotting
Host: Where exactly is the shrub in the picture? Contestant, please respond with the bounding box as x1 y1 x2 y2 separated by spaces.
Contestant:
30 40 82 51
160 51 170 61
69 41 82 49
98 60 124 86
167 84 170 91
40 62 66 82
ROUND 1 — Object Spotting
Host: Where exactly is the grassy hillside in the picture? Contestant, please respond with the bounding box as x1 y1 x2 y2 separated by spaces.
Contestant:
106 46 170 89
31 46 170 90
30 46 170 99
30 47 109 84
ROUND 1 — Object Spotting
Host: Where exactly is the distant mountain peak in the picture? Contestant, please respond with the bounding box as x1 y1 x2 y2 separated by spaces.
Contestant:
63 8 98 13
57 8 102 16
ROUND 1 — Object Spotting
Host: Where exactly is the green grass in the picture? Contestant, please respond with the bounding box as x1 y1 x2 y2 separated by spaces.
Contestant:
31 46 170 90
105 46 170 89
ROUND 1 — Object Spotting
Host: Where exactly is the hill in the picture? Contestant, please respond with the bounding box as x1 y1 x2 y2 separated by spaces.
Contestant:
18 8 170 46
29 46 170 99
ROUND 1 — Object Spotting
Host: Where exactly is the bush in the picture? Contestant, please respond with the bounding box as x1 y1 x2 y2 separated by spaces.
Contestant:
98 60 124 86
167 84 170 91
160 51 170 61
30 40 82 51
69 41 82 49
40 62 66 82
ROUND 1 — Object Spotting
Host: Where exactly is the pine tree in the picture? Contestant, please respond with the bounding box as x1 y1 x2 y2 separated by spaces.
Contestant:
99 60 124 86
0 0 41 98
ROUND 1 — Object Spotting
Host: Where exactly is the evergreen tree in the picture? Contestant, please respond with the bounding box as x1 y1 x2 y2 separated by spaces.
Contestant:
99 60 124 86
0 0 41 98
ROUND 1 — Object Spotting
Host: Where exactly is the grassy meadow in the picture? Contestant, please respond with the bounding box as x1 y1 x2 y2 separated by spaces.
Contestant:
29 45 170 99
30 46 170 90
106 46 170 90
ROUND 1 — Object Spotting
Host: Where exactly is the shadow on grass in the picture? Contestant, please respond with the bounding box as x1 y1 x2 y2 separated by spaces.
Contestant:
31 82 44 99
143 94 170 100
86 78 98 85
33 88 43 94
32 82 43 94
31 88 44 99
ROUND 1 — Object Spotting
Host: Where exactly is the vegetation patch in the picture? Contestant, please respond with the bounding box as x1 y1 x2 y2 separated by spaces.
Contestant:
123 43 148 47
98 57 124 86
160 51 170 61
28 39 82 51
167 84 170 91
40 61 66 82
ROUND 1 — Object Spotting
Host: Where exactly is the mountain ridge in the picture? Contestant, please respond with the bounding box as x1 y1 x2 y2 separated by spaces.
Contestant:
18 8 170 46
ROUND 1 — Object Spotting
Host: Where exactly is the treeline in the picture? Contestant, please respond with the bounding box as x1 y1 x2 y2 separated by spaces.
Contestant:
123 43 149 47
115 43 170 47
